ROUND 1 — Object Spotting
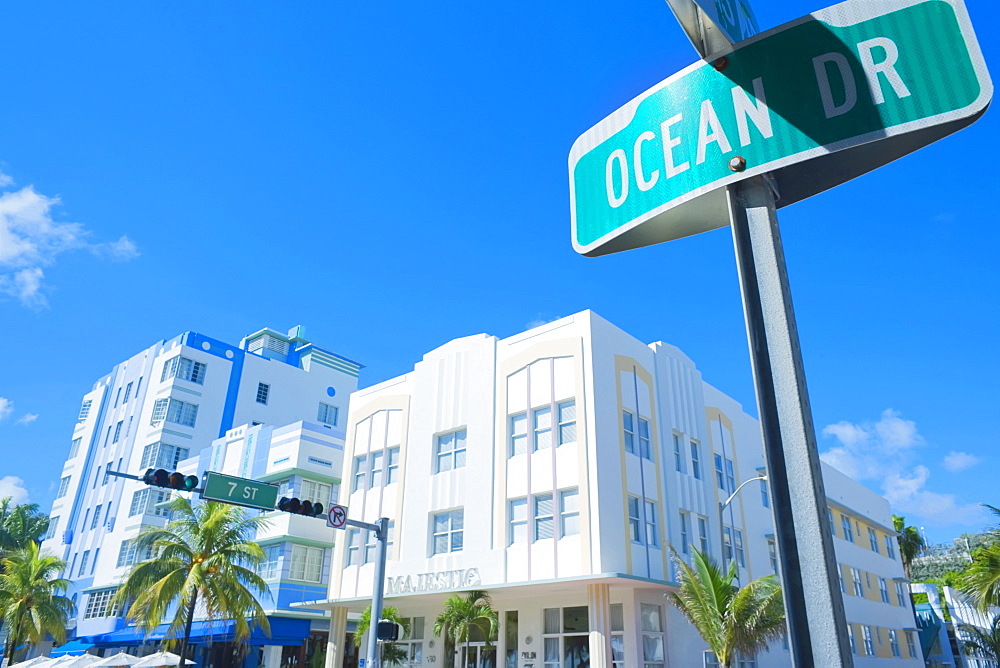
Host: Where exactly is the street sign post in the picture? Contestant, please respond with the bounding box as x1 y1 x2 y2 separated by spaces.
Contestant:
201 472 279 512
570 0 992 257
327 504 349 529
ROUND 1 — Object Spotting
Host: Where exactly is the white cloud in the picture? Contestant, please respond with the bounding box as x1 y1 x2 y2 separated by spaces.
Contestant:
0 183 138 308
0 475 30 504
820 409 983 527
525 314 562 330
0 170 13 189
0 397 13 422
15 413 38 425
942 451 981 473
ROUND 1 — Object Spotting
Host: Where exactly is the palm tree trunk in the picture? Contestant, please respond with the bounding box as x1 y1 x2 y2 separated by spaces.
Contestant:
177 589 198 665
4 609 23 663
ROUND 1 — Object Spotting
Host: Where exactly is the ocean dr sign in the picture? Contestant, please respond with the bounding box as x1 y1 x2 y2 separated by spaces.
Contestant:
569 0 992 256
385 568 482 595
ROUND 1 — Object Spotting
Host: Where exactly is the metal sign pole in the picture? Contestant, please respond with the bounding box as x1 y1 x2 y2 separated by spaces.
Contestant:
728 175 853 667
349 517 389 668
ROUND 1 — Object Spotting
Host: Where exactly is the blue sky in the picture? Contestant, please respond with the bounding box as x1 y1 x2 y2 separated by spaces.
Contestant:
0 0 996 545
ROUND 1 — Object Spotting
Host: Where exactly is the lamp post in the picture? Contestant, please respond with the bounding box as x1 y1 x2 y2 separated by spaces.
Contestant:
719 474 768 584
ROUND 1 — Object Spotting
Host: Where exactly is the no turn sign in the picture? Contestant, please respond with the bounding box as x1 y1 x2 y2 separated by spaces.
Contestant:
327 504 348 530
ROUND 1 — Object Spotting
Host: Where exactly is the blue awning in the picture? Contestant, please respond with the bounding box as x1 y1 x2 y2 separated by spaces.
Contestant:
52 639 96 657
99 617 311 647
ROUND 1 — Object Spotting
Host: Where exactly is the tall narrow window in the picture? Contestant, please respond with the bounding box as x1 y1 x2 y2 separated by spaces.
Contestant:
557 400 577 444
628 496 642 543
862 626 875 656
370 450 384 488
885 535 896 560
869 528 880 553
733 529 745 567
509 498 528 545
506 612 519 668
690 442 702 479
697 516 710 554
828 508 837 537
852 568 864 597
56 477 71 499
78 550 90 576
534 494 554 540
113 421 123 443
638 417 651 459
610 604 625 668
533 407 552 451
386 447 400 484
123 382 133 403
841 514 854 542
896 581 907 606
679 512 690 554
673 434 686 473
715 454 726 489
69 438 82 458
644 500 658 547
352 456 366 492
256 382 270 405
767 539 778 573
879 577 890 603
847 624 858 655
725 458 735 493
560 489 579 537
640 604 666 668
78 400 92 421
623 411 636 454
760 476 770 508
346 529 360 566
91 506 102 530
509 413 527 456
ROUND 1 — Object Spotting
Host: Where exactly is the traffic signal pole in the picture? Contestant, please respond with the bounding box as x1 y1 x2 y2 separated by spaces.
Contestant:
344 517 389 668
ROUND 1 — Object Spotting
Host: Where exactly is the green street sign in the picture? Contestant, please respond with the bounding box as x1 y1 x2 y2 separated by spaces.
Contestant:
569 0 992 256
201 472 279 511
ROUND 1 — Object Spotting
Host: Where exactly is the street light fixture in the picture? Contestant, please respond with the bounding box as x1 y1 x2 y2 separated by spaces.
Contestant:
719 474 768 584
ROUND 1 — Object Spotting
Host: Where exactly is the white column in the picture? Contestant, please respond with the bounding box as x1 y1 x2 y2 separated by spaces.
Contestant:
325 606 348 668
263 645 283 668
588 583 612 668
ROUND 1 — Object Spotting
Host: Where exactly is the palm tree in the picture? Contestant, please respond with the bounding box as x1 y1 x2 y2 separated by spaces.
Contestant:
433 590 498 668
670 547 785 668
112 497 272 663
893 514 926 580
961 505 1000 611
0 542 74 664
960 616 1000 663
353 605 411 667
0 498 50 560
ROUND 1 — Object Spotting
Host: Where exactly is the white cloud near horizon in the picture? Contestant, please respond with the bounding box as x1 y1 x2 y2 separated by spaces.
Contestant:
16 413 38 425
0 177 139 308
820 409 986 528
0 397 13 423
0 475 30 504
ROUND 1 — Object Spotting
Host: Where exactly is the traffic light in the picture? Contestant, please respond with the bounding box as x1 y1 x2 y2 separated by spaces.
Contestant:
377 620 400 642
142 468 199 491
277 496 325 518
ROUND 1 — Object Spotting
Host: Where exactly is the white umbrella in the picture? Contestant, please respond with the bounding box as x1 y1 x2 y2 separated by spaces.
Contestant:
131 653 193 668
28 656 81 668
60 656 103 668
90 654 142 668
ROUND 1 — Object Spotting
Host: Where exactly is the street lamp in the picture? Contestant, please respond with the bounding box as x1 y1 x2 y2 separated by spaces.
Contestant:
719 474 768 584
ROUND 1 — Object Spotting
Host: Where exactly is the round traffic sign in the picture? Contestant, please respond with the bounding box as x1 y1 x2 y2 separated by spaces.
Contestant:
328 504 348 529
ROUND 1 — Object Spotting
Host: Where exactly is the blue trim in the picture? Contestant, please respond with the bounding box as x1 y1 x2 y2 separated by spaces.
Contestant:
97 617 311 647
52 639 95 656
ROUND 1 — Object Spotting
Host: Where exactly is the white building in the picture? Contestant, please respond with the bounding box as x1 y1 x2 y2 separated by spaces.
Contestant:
40 326 360 664
305 310 921 668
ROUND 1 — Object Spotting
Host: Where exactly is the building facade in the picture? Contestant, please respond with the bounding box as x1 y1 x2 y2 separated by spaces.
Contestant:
39 326 361 663
307 311 921 668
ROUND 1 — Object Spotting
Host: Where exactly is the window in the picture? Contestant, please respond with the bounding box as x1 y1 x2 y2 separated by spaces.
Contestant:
862 626 875 656
847 624 858 655
841 514 854 542
885 535 896 560
103 462 112 485
363 529 379 564
733 529 745 567
610 604 625 668
436 430 467 472
256 382 270 404
346 529 361 566
644 500 658 547
767 538 778 573
69 438 81 458
839 566 846 593
507 611 521 668
690 442 702 479
386 447 400 484
896 581 907 606
623 411 635 454
91 505 102 529
398 616 426 667
869 528 879 553
698 516 710 554
679 512 691 554
828 508 836 537
261 545 281 579
640 604 665 668
93 465 102 489
557 400 576 444
352 456 365 492
534 407 552 450
370 451 384 488
509 498 528 545
117 539 151 568
889 629 900 657
123 381 133 403
723 527 733 562
509 413 527 456
301 479 332 505
879 577 890 603
704 652 720 668
673 434 686 473
78 399 92 421
852 568 864 597
560 489 580 537
534 494 554 540
161 355 206 384
638 417 651 459
151 398 198 427
432 509 464 554
317 402 338 426
760 476 770 508
82 509 90 531
44 517 59 541
715 454 726 490
289 545 324 582
628 496 642 543
56 476 71 499
129 489 170 517
78 550 90 576
542 607 589 668
112 421 123 444
140 442 190 469
906 631 917 658
735 655 756 668
83 588 118 619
